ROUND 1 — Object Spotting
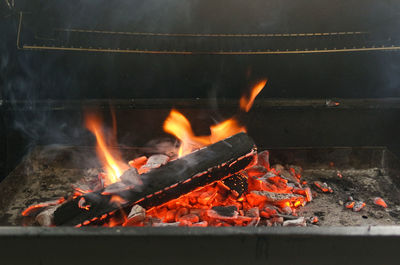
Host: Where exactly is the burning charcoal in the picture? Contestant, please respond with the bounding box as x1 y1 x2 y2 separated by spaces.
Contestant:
279 169 300 185
260 206 278 219
374 197 388 208
153 222 180 227
120 168 142 186
353 201 366 212
313 181 333 193
251 191 305 205
22 198 64 217
283 217 306 227
309 216 319 224
222 173 248 197
139 154 169 173
211 206 238 217
54 132 257 226
127 205 146 224
281 206 293 215
272 164 285 172
207 206 239 220
288 165 303 175
175 207 189 222
35 205 60 226
269 216 284 226
257 151 270 170
245 165 268 178
245 207 260 218
192 221 208 227
128 156 148 170
345 201 355 209
178 214 200 223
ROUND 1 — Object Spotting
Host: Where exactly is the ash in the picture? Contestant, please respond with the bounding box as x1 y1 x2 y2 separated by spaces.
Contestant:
1 146 399 226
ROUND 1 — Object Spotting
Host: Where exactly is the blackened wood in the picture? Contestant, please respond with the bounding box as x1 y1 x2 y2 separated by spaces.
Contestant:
54 132 257 226
222 173 248 197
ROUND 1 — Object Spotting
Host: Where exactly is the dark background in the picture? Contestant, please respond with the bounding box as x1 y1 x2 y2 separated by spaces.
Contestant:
1 0 400 181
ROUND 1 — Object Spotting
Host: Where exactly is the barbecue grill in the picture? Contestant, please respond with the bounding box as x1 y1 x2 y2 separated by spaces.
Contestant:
2 1 400 264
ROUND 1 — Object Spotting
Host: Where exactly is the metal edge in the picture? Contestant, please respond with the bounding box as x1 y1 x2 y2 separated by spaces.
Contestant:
0 226 400 237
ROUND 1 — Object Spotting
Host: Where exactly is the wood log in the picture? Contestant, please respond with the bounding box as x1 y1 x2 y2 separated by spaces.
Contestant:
54 132 257 226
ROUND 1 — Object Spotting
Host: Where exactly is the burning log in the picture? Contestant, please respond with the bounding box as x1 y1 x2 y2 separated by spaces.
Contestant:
53 132 257 226
221 172 248 197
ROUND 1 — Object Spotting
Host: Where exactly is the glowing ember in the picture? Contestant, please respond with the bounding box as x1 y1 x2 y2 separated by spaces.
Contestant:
374 197 388 208
85 112 128 186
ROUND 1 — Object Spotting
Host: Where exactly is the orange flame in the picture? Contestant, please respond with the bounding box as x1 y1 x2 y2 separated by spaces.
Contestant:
239 80 267 112
164 80 265 157
163 110 246 157
85 113 128 186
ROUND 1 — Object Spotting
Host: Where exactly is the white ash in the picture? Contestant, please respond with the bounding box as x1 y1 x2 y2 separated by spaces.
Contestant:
128 205 146 223
252 190 305 202
120 168 141 186
103 181 129 194
35 205 60 226
245 207 260 218
140 154 169 171
353 201 366 212
152 222 180 227
283 217 306 227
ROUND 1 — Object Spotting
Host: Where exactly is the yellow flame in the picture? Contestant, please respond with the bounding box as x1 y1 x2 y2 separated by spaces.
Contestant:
164 79 265 157
85 113 128 185
239 79 267 112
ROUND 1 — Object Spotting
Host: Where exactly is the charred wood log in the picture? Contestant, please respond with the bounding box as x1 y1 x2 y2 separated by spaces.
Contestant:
54 132 257 226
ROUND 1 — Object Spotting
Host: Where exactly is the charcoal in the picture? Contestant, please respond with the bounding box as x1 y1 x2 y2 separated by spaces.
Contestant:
102 181 129 195
373 197 388 208
127 205 146 223
279 169 300 184
139 154 169 173
119 168 141 186
192 221 208 227
152 222 180 227
36 205 60 226
22 199 63 217
178 213 199 223
54 132 257 226
283 217 306 227
257 151 270 170
353 201 366 212
222 172 248 197
245 207 260 218
211 206 238 217
251 191 305 204
244 165 268 177
313 181 333 193
207 207 239 220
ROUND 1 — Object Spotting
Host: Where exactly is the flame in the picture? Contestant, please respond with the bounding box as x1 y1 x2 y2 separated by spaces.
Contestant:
239 80 267 112
85 113 128 185
163 110 246 157
164 80 266 157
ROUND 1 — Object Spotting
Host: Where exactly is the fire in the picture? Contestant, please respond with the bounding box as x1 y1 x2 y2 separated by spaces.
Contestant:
239 80 267 112
163 80 266 157
85 112 128 186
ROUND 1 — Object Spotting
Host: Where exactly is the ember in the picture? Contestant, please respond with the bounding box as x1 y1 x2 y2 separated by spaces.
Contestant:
21 79 343 227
